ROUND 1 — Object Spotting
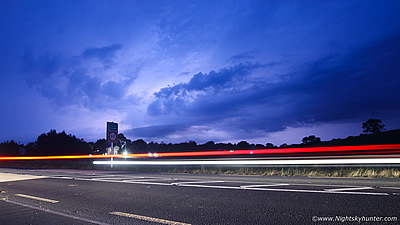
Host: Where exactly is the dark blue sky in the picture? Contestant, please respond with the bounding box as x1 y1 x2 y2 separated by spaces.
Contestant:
1 1 400 145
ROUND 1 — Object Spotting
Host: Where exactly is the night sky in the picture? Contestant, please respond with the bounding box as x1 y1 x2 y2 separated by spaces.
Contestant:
1 1 400 146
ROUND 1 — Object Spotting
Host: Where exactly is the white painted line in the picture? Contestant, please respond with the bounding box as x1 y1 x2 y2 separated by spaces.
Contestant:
243 187 388 196
381 186 400 190
91 178 126 181
14 194 59 203
122 181 173 186
175 184 242 190
110 211 191 225
48 175 390 196
172 181 225 186
75 177 173 186
176 184 388 195
0 173 47 182
325 187 374 192
240 184 289 188
116 177 147 180
286 183 362 188
56 176 74 179
123 179 159 182
2 199 109 225
91 175 149 179
123 178 178 182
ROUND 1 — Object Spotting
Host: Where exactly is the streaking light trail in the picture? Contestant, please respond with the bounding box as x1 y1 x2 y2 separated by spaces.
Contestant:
0 144 399 161
92 157 400 166
128 144 400 158
0 154 114 160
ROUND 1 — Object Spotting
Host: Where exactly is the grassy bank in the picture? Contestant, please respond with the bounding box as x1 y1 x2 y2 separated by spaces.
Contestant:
174 167 400 178
1 160 399 178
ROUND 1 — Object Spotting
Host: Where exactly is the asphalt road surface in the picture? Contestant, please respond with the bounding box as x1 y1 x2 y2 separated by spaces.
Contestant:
0 168 399 224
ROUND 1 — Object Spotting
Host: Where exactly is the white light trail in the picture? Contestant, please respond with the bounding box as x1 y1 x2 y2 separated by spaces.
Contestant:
93 157 400 165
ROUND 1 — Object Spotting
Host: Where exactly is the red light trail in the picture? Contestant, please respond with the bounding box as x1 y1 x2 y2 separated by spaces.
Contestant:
0 154 113 160
0 144 399 161
137 144 400 158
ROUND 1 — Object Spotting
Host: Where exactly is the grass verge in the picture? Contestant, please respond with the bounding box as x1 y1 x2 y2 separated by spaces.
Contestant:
1 160 399 178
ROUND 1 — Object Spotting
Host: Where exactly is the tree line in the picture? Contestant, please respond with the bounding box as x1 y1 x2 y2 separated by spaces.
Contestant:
0 119 387 156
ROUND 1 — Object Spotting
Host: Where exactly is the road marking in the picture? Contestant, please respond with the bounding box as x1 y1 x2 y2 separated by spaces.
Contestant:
72 177 174 186
0 173 46 182
51 175 391 196
324 187 374 192
381 186 400 190
14 194 59 203
57 176 74 179
110 211 191 225
91 178 126 181
118 181 173 186
172 181 225 186
123 178 178 182
284 183 364 187
243 187 388 196
174 183 242 189
177 184 387 195
1 199 109 225
240 184 289 189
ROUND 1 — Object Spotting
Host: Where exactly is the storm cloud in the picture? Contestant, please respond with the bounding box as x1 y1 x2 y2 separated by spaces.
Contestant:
138 34 400 142
1 1 399 144
21 44 131 109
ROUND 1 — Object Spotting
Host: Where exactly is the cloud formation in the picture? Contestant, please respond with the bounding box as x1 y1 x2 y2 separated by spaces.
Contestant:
1 1 400 145
147 62 264 116
82 44 122 63
21 44 131 109
132 34 400 143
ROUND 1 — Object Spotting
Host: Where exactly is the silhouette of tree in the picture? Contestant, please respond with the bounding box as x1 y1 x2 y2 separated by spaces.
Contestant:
215 143 234 150
147 141 159 152
265 143 275 148
187 141 198 151
302 135 321 145
93 139 108 154
131 139 147 153
255 144 265 149
31 129 92 155
362 119 385 134
236 141 251 150
0 140 21 156
200 141 215 151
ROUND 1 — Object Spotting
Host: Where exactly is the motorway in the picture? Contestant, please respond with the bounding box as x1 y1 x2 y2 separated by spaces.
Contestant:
0 168 399 224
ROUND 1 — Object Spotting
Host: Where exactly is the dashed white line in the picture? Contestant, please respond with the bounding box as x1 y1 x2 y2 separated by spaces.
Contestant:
177 184 388 195
51 175 391 196
1 199 109 225
241 187 388 196
122 181 173 186
324 187 374 192
174 184 241 190
172 181 225 186
240 184 289 189
123 178 178 182
110 211 191 225
75 177 174 186
14 194 59 203
381 186 400 190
